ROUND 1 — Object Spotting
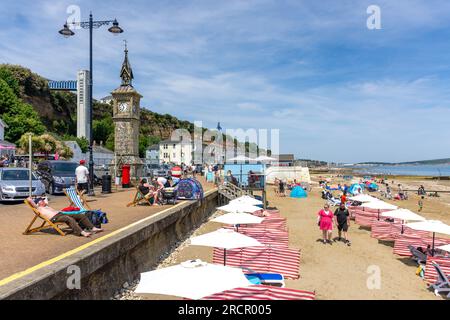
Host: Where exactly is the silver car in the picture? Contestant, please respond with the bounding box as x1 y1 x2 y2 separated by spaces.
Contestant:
0 168 46 202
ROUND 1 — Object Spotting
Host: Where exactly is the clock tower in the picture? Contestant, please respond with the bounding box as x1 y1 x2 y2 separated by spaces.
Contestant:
111 43 143 179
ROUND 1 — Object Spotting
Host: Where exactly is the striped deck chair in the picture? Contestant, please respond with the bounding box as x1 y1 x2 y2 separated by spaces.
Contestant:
64 187 91 211
23 198 66 236
75 188 91 210
126 186 153 207
202 285 315 300
428 261 450 298
213 246 301 279
424 256 450 285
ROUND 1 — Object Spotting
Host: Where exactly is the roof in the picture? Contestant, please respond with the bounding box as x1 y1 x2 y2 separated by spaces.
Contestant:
0 140 16 147
276 154 295 162
147 144 159 151
92 145 114 154
100 95 113 101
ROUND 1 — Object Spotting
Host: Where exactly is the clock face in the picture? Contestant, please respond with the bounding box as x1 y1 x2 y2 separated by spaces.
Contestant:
118 101 129 112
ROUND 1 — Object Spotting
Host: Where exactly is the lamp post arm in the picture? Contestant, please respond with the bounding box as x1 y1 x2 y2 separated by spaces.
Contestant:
67 20 115 29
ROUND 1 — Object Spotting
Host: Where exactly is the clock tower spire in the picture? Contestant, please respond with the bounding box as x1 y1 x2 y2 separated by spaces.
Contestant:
111 42 143 181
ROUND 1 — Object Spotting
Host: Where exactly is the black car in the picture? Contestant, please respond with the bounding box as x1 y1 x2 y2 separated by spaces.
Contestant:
36 160 78 195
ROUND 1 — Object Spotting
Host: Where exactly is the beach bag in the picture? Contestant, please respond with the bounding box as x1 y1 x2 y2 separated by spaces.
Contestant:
85 210 109 228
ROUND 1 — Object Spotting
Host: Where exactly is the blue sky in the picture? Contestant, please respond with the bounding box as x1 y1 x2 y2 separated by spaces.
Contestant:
1 0 450 163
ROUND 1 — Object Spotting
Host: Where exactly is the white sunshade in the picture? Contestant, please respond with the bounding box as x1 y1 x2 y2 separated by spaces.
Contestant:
228 155 253 162
349 194 379 203
190 228 263 250
217 203 263 213
230 195 263 206
362 201 398 210
134 259 251 300
253 155 277 162
405 220 450 236
212 212 264 225
381 209 426 222
436 244 450 253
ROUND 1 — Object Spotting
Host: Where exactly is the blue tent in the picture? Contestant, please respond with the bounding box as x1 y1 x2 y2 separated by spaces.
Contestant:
175 178 204 200
290 186 307 198
347 183 365 195
367 183 379 191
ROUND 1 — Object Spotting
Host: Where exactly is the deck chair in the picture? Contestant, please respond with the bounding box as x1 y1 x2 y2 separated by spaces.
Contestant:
64 187 90 211
23 198 66 236
126 187 154 207
76 188 91 210
242 267 285 288
408 245 428 265
431 262 450 298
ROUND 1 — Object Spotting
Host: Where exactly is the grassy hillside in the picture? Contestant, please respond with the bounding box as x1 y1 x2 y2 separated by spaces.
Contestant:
0 64 263 157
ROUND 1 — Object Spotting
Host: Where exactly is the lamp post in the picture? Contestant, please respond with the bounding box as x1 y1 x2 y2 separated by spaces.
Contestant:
59 13 123 196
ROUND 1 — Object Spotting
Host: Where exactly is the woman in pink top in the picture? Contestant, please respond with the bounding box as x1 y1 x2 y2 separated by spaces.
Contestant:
317 203 333 244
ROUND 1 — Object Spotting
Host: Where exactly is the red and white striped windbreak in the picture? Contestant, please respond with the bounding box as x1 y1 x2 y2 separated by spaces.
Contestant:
424 256 450 285
393 234 450 256
202 285 315 300
223 226 289 247
213 246 301 279
355 212 377 228
253 209 281 218
371 221 403 240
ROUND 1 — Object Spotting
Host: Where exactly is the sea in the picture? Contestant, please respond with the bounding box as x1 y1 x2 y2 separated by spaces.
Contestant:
353 164 450 177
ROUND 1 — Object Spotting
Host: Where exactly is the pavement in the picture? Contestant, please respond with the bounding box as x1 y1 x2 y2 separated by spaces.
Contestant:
0 177 214 282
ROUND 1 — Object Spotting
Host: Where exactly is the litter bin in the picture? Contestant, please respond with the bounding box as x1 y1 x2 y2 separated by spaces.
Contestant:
102 174 112 194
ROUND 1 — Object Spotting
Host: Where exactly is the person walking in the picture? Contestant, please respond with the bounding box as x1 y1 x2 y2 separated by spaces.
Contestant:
317 203 334 244
334 203 351 246
75 160 89 193
418 196 424 212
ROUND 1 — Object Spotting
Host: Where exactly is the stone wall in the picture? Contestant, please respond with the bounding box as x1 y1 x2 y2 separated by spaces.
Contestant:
0 190 218 300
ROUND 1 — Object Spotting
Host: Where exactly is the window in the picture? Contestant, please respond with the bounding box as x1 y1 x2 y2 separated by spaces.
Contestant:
163 144 168 150
173 144 176 149
173 153 176 158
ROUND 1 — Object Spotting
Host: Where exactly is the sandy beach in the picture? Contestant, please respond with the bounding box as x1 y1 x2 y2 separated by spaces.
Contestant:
116 174 449 300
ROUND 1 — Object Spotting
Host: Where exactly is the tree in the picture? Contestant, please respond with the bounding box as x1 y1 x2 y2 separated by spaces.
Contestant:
18 133 44 153
0 66 20 96
75 137 89 153
3 102 46 143
93 117 114 145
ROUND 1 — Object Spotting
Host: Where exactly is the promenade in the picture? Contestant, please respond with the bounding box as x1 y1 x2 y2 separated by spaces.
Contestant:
0 179 214 283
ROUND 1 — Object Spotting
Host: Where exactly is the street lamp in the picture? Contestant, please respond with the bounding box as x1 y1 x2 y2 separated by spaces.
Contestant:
59 13 123 196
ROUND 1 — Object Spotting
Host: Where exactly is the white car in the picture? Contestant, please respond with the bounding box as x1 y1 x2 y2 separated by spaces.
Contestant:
0 168 46 202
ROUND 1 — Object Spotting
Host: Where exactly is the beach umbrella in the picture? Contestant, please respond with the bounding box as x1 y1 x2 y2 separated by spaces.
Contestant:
349 194 378 203
381 209 425 222
381 209 426 233
363 200 397 220
436 244 450 253
217 203 263 214
190 228 263 265
405 220 450 256
363 200 398 210
230 195 263 206
134 259 251 300
253 155 277 162
212 212 264 232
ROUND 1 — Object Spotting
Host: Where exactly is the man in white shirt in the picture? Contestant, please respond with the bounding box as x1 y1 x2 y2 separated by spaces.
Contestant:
75 160 89 193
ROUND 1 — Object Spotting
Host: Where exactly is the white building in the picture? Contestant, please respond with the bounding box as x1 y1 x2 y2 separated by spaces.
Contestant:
99 95 113 105
146 144 159 164
77 70 91 139
0 118 15 157
159 139 193 165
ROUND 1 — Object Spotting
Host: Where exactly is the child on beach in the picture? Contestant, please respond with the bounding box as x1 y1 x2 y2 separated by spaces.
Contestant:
418 196 424 212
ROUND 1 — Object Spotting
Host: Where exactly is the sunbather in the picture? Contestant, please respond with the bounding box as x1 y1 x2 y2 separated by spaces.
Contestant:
138 178 158 203
27 197 102 237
